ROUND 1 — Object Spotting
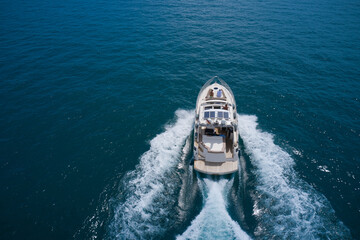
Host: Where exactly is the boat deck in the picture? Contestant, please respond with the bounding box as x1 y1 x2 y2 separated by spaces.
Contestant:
194 160 238 175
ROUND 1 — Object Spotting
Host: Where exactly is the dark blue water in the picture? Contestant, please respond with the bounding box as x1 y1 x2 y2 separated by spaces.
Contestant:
1 0 359 239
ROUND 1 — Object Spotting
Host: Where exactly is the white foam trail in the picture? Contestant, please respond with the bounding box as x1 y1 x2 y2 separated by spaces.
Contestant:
110 109 194 239
237 114 351 239
177 178 252 240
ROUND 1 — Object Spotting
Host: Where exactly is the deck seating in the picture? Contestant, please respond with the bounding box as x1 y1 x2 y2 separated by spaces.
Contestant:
202 135 225 153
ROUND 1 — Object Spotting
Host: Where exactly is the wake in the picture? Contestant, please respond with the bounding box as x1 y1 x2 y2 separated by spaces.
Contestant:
107 111 351 240
109 109 194 239
238 114 351 239
177 178 252 240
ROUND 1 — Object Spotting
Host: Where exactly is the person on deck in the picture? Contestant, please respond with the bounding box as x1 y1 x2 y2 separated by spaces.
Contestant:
209 89 214 97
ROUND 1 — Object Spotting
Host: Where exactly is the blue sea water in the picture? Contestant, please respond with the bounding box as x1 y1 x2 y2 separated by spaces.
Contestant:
0 0 359 239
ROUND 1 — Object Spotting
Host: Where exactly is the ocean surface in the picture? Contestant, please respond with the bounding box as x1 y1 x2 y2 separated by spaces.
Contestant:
0 0 359 239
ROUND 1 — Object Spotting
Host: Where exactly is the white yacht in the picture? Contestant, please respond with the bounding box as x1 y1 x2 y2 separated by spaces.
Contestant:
193 76 239 175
